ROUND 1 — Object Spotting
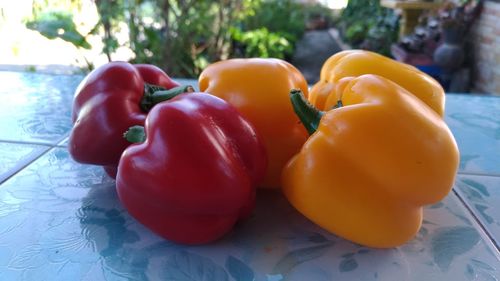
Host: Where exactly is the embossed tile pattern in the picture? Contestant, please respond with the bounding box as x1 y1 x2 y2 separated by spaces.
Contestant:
0 72 82 144
445 94 500 176
1 73 499 280
0 148 498 281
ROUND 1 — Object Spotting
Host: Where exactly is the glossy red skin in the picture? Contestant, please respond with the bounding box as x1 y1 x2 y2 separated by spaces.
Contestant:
69 62 179 178
116 93 267 244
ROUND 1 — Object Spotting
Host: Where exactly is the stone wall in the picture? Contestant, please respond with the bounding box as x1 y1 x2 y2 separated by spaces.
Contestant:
470 1 500 95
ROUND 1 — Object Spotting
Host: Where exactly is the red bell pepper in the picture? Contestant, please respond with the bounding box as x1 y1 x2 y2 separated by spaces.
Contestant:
116 92 267 244
69 62 191 178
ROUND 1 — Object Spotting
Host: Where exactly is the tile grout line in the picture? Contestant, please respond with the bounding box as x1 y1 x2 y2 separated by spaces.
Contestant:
457 171 500 178
0 138 61 147
452 188 500 254
0 131 70 148
0 133 70 184
3 129 103 185
0 135 68 186
0 145 54 185
53 133 70 148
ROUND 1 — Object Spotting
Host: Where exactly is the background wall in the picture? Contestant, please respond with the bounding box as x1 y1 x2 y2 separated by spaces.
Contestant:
471 0 500 95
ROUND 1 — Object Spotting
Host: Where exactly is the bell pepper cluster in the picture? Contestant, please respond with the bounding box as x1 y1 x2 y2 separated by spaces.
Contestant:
69 50 459 248
70 61 267 244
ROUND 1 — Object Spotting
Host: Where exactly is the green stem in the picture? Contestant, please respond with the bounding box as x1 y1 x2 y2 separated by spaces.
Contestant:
290 89 325 135
140 84 194 112
123 125 146 143
144 82 168 96
333 99 343 110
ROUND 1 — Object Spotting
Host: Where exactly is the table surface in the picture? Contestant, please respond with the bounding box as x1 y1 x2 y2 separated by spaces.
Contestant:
0 71 499 281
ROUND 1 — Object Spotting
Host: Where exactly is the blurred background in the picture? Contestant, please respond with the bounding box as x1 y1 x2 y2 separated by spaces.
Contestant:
0 0 497 94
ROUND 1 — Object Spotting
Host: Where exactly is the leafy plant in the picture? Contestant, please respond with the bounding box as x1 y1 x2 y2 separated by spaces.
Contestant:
230 27 292 59
25 9 95 70
26 11 91 49
241 0 306 43
227 0 305 60
92 0 259 77
340 0 399 56
344 22 366 45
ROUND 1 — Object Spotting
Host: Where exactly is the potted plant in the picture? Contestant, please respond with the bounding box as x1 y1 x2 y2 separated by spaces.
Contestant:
433 0 483 81
391 0 483 89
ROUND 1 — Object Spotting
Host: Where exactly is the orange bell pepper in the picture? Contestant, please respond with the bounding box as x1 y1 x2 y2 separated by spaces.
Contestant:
199 58 309 188
309 50 445 116
283 74 459 248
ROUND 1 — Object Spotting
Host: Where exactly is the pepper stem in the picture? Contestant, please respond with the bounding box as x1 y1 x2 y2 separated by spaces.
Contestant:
290 89 325 135
332 100 343 110
140 84 194 112
123 125 146 143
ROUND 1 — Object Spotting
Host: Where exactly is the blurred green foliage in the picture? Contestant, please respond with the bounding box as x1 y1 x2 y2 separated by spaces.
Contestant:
230 27 293 59
241 0 305 43
233 0 339 60
228 0 303 60
26 11 91 49
340 0 399 56
25 0 96 69
26 0 336 77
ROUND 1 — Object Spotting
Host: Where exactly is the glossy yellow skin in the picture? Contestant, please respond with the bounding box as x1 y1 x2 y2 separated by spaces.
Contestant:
199 58 309 188
310 50 446 116
283 74 459 248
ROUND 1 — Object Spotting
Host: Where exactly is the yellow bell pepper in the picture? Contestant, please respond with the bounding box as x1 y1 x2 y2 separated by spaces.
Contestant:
199 58 309 188
310 50 446 116
283 74 459 248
